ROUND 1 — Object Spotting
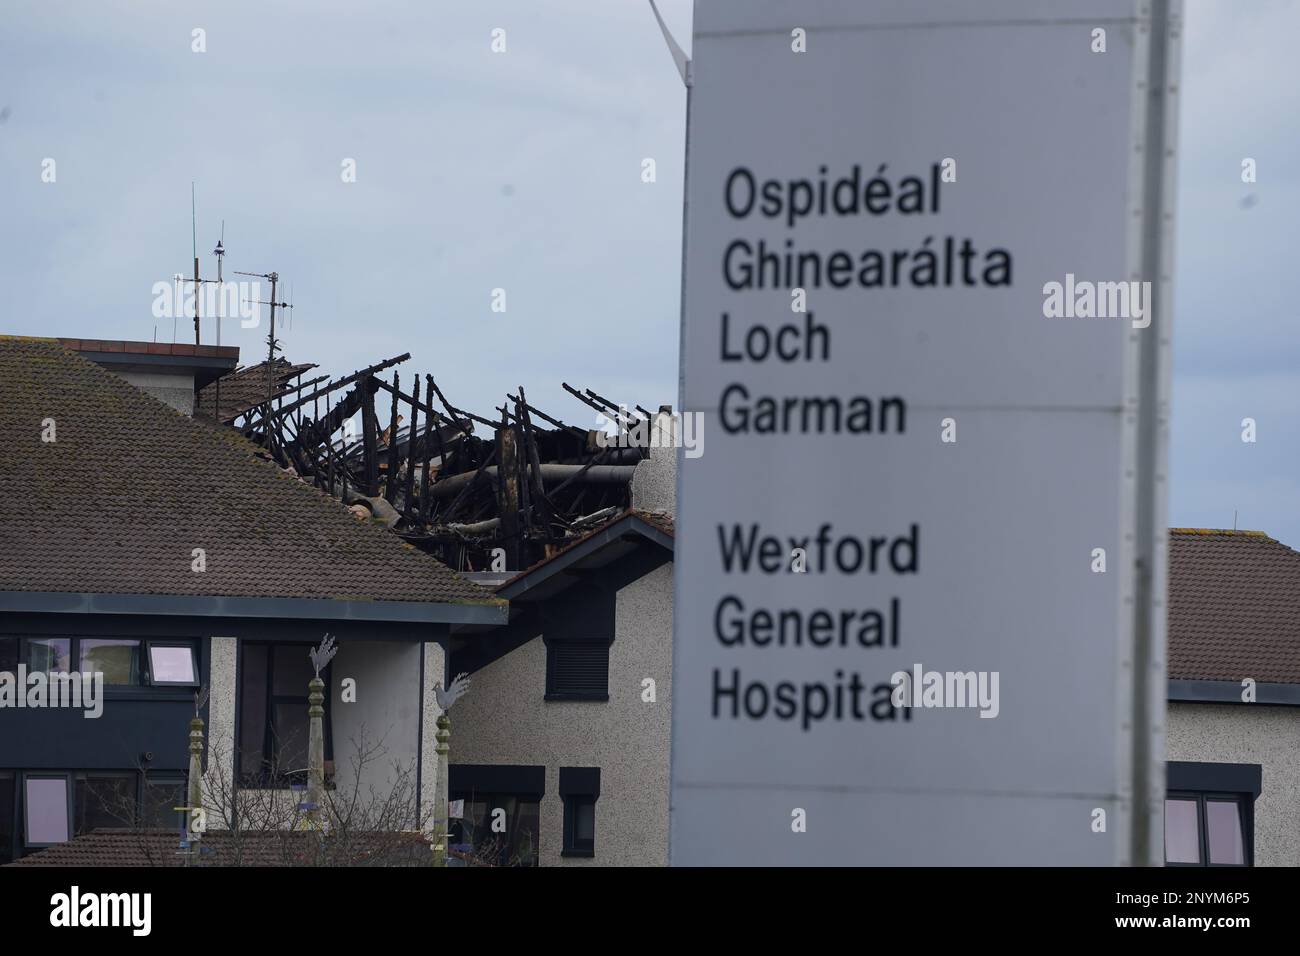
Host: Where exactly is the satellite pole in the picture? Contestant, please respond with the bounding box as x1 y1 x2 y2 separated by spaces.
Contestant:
235 269 293 457
192 183 201 345
213 224 225 346
210 225 226 420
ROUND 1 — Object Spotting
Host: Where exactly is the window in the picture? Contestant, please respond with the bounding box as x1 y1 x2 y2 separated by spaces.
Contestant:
1165 762 1260 867
541 593 614 700
0 635 196 688
143 779 186 830
1 772 185 861
74 774 137 834
80 639 141 686
26 638 71 675
449 794 541 866
239 642 330 783
560 767 600 858
23 775 70 847
1165 794 1249 865
1164 797 1199 863
148 644 198 686
545 640 610 700
448 765 544 867
0 637 17 673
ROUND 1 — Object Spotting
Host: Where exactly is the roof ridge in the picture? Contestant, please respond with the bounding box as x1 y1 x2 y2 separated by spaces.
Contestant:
1169 527 1271 537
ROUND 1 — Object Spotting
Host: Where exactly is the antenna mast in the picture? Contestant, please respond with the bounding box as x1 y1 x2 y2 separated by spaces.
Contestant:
213 224 225 346
192 183 200 345
235 269 293 457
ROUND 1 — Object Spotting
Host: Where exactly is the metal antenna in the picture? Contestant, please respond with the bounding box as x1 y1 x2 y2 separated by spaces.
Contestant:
171 273 182 343
191 183 200 345
235 269 293 454
212 228 225 345
210 228 227 419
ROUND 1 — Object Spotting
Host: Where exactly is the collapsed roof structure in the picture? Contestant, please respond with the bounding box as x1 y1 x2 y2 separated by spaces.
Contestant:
200 350 669 574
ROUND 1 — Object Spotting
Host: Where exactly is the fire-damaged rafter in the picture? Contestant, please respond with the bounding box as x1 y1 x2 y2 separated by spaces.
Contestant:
206 350 662 573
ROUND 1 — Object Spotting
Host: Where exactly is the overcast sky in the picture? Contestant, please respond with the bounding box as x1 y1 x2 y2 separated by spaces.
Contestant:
2 1 1297 544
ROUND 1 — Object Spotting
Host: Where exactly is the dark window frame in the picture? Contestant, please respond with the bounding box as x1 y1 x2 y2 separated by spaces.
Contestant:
238 641 333 787
0 770 190 861
543 636 612 701
447 765 545 867
145 641 200 687
539 589 615 702
1165 761 1259 867
1166 791 1250 867
76 637 143 686
559 766 600 858
447 789 542 867
142 776 188 831
0 772 16 864
4 634 198 697
73 771 140 835
19 635 74 673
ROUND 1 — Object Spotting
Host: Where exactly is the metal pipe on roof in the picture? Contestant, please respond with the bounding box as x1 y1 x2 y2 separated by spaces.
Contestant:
428 463 636 498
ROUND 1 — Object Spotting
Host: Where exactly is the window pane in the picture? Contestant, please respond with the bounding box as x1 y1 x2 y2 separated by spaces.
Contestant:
515 800 540 867
1164 798 1200 864
1206 800 1245 865
239 645 268 777
451 794 540 866
150 645 196 684
0 774 14 861
273 645 314 696
144 782 184 829
576 800 595 842
273 701 309 773
25 778 69 844
0 637 18 673
81 639 141 685
75 775 135 833
26 638 71 674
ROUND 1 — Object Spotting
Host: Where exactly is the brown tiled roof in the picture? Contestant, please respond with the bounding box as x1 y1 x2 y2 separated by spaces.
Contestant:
196 357 318 423
0 336 499 607
1169 529 1300 684
7 829 433 867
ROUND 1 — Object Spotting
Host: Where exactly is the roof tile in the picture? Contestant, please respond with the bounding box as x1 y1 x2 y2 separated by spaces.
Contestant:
1169 529 1300 684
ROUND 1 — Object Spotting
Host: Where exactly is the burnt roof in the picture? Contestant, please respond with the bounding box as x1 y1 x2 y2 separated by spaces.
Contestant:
1169 529 1300 684
196 357 319 423
0 337 502 614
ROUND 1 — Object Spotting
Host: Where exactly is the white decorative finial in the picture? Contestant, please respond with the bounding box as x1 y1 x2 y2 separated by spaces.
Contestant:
309 633 339 677
435 672 471 714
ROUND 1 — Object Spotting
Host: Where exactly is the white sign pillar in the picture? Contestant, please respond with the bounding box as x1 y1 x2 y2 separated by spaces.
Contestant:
669 0 1179 866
